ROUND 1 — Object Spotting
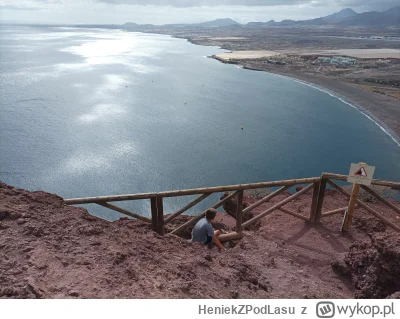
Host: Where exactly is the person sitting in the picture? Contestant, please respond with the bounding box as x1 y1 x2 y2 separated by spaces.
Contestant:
191 208 225 250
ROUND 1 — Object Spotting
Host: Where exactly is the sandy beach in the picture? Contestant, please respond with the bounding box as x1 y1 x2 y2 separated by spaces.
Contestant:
208 37 248 41
216 49 400 60
215 50 280 60
211 56 400 145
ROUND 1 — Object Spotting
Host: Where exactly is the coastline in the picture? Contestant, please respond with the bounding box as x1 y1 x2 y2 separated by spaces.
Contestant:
113 30 400 147
68 27 400 147
211 54 400 147
261 69 400 147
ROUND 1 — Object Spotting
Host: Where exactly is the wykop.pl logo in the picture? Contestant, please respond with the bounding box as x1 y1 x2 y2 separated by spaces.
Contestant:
316 302 335 318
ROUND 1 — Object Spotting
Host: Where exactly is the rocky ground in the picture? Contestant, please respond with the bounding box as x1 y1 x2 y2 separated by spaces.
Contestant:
1 181 400 299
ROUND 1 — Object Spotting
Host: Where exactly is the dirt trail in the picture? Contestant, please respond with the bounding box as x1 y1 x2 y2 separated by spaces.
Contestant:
1 182 399 298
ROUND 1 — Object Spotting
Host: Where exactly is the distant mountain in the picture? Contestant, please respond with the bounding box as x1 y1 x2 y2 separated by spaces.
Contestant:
322 8 358 23
245 6 399 27
246 21 265 27
246 20 275 27
339 6 400 26
121 5 399 30
279 19 297 26
123 18 240 30
196 18 239 27
123 22 139 27
295 8 358 25
295 18 325 26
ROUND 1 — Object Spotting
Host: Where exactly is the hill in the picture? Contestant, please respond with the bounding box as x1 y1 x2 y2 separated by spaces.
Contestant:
123 18 240 30
196 18 240 28
340 6 400 26
323 8 358 23
1 181 400 298
122 6 399 30
244 6 399 27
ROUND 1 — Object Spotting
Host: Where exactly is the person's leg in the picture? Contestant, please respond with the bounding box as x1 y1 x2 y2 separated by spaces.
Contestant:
204 236 212 246
211 230 225 250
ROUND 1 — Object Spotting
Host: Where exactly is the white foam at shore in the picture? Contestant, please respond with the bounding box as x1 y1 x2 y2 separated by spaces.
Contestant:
269 73 400 149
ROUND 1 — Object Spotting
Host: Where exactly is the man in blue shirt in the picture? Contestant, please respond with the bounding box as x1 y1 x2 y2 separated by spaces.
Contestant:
191 208 225 250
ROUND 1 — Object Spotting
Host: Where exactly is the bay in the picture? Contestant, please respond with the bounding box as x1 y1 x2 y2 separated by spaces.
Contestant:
1 26 399 220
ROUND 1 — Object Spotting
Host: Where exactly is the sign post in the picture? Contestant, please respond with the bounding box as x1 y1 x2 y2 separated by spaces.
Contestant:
341 162 375 232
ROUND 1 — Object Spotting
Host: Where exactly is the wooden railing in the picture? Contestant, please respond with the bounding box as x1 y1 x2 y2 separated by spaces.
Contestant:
64 173 400 240
318 173 400 232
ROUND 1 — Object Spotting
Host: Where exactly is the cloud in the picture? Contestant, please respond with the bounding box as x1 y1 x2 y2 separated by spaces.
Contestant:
1 0 397 11
0 4 39 10
0 0 93 10
1 0 397 24
94 0 399 10
96 0 312 7
313 0 399 10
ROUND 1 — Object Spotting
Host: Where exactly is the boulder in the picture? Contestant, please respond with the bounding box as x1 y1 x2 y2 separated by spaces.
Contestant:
344 232 400 298
220 192 253 222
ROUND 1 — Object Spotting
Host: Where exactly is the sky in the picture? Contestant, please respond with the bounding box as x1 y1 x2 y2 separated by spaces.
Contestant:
0 0 398 24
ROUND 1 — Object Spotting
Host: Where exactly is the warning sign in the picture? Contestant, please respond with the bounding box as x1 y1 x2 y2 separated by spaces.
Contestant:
354 167 367 177
347 163 375 185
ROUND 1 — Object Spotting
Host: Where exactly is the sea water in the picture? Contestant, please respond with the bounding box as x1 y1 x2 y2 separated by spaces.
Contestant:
1 26 399 220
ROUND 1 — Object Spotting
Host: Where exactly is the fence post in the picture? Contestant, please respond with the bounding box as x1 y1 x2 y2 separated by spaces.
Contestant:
150 197 158 232
236 190 244 233
156 196 164 236
314 177 327 223
341 183 360 232
309 181 320 223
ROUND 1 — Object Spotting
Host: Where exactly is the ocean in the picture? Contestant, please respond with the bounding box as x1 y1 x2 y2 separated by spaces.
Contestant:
1 25 399 220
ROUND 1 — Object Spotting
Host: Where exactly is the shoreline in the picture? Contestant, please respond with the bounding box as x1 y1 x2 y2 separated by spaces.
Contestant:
210 54 400 147
262 69 400 147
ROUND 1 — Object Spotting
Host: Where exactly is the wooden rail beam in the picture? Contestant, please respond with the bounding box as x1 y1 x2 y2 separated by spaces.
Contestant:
171 191 239 235
236 190 244 233
360 184 400 215
242 183 314 228
278 207 309 221
326 179 400 232
342 183 360 231
156 196 164 236
63 177 321 205
309 181 320 223
322 173 400 188
97 202 152 223
314 177 327 223
150 197 158 232
321 206 354 217
164 193 212 224
243 185 291 214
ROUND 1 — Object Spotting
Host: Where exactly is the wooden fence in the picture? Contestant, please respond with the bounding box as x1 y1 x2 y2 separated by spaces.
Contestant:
64 173 400 240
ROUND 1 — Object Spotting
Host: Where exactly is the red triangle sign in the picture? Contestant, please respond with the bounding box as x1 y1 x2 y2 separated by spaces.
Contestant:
355 167 367 177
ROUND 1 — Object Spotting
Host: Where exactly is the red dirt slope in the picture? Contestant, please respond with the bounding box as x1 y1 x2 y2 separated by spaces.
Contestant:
0 182 399 298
